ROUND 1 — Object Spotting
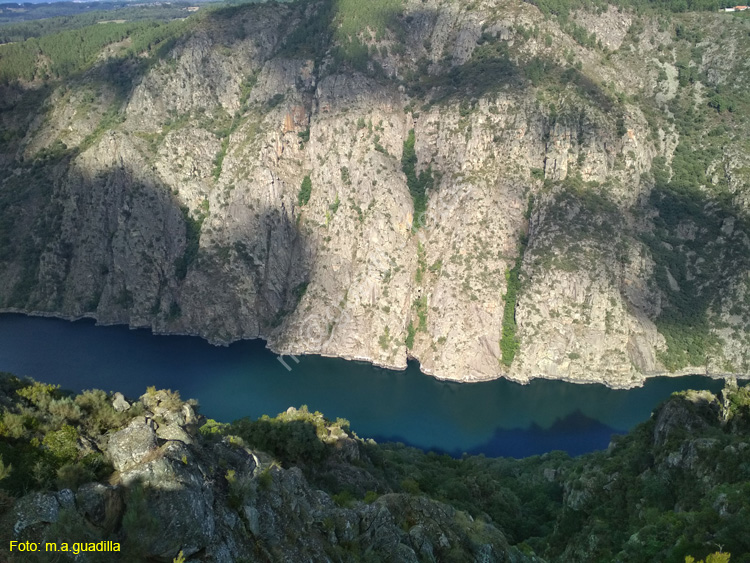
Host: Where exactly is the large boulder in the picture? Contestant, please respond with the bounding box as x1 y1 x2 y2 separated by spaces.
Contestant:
75 483 124 534
155 422 194 444
112 392 130 412
118 441 216 560
13 492 61 536
108 418 158 472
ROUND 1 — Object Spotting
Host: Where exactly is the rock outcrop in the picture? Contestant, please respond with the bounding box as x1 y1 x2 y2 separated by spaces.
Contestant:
0 385 536 562
2 376 750 561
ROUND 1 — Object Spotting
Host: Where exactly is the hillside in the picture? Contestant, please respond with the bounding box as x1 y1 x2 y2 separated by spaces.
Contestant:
1 0 749 387
0 373 748 561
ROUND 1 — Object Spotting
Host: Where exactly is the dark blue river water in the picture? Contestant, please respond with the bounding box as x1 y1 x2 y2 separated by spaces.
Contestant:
0 313 726 457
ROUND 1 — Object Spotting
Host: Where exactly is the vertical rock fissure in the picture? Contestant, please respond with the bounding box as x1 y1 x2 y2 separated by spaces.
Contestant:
401 128 433 231
500 197 532 367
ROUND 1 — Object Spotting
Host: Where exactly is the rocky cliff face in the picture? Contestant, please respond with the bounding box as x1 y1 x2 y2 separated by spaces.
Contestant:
1 0 749 387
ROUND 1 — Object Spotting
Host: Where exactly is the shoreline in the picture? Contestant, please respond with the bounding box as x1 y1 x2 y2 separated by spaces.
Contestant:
1 308 747 390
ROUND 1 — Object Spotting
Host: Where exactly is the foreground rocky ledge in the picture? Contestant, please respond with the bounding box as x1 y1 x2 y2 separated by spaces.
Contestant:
0 373 749 561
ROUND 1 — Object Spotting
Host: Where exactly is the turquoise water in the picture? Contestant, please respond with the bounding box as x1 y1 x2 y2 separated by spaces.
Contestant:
0 313 726 457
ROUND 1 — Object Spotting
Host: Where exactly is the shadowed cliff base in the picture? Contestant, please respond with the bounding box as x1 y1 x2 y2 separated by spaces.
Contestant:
642 181 750 373
0 158 311 344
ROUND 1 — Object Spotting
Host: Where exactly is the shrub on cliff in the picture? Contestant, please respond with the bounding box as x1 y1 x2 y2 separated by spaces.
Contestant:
298 175 313 206
230 409 327 465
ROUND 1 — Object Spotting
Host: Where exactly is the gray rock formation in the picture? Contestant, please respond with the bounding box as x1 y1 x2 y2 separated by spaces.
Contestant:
4 387 538 563
111 393 130 413
107 419 159 472
13 492 61 536
0 0 749 388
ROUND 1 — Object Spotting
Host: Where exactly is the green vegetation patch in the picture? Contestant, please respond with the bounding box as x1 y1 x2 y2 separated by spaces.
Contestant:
529 0 736 19
279 0 403 73
0 16 194 84
332 0 403 41
406 36 520 101
499 198 533 367
0 3 192 43
401 129 434 229
331 0 404 72
174 203 207 281
500 254 523 366
298 175 313 206
228 405 351 467
0 376 136 495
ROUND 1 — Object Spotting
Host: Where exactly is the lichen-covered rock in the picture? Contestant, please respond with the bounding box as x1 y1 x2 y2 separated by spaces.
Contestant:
112 392 130 413
107 418 158 472
13 492 61 536
155 422 193 444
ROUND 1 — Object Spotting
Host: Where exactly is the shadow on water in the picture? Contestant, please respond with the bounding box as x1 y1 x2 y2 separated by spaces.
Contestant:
373 410 624 459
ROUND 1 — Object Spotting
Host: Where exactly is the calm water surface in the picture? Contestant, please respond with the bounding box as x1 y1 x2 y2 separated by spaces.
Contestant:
0 314 726 457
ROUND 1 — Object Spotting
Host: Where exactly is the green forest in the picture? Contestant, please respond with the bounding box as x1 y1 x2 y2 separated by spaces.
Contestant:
0 17 196 83
0 3 194 43
3 0 749 85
